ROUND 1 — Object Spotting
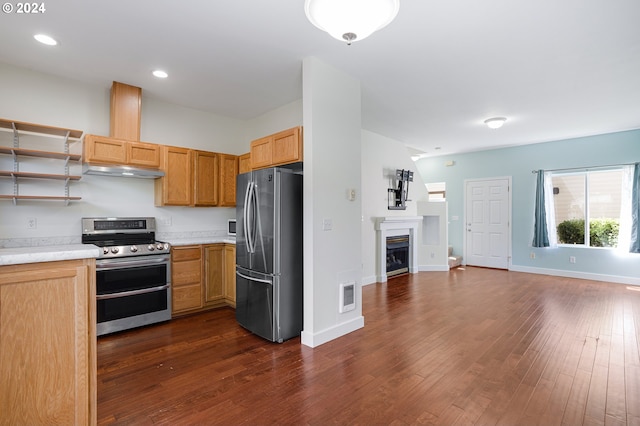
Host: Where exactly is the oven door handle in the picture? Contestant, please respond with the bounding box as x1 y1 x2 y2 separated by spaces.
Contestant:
96 256 170 270
96 284 170 300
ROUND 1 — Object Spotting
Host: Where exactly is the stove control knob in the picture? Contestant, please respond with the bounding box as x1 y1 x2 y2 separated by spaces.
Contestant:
156 243 164 250
103 247 109 255
110 247 120 254
130 245 138 253
163 243 170 250
148 244 155 251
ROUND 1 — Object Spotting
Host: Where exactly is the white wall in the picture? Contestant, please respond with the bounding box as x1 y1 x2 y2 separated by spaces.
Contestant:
140 97 245 154
244 99 303 143
417 201 449 271
0 62 248 243
360 130 429 284
301 57 363 347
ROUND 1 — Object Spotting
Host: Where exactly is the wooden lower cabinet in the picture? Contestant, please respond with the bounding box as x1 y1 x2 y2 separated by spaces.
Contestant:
171 245 203 315
204 244 225 306
224 244 236 307
0 259 97 426
172 243 236 317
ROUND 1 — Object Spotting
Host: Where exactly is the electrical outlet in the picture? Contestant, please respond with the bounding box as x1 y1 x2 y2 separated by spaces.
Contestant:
27 217 37 229
530 252 535 259
570 256 576 264
322 218 332 231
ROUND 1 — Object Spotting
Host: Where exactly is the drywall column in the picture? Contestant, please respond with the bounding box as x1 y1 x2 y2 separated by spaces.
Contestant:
301 57 364 347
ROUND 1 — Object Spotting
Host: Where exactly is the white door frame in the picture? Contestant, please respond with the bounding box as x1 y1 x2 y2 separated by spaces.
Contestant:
463 176 512 269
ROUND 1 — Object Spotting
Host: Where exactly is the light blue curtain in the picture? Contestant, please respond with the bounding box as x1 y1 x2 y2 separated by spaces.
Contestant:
532 170 549 247
630 163 640 252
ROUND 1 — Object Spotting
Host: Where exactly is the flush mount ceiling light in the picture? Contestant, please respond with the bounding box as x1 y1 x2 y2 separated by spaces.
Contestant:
152 70 168 79
484 117 507 129
34 34 58 46
304 0 400 45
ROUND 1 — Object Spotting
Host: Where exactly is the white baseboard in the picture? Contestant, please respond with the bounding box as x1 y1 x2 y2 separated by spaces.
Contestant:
510 265 640 286
362 275 377 286
301 315 364 348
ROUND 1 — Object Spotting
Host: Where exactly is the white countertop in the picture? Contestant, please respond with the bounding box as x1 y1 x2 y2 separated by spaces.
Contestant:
0 244 101 266
0 236 235 266
166 237 236 246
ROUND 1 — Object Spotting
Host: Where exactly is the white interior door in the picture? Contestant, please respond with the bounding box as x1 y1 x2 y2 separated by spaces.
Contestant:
464 178 511 269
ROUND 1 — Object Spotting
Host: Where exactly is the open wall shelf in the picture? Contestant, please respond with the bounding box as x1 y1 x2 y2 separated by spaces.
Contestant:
0 118 83 205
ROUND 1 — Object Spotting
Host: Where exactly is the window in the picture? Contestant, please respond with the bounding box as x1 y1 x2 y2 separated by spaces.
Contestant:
426 182 446 201
551 169 622 247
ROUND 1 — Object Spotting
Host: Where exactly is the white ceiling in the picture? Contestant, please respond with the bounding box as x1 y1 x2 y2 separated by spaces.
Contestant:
1 0 639 157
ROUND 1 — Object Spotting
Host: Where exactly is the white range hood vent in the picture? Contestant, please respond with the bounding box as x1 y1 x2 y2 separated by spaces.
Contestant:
83 163 164 179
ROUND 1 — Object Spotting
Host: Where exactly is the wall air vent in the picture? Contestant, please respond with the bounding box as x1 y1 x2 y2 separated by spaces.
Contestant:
339 282 356 313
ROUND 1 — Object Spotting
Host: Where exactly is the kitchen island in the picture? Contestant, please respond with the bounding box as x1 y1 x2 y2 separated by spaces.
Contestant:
0 245 99 425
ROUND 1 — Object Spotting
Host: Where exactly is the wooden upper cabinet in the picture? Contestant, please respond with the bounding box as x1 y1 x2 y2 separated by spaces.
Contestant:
250 136 272 170
84 134 126 165
272 127 302 166
156 148 237 208
238 153 251 174
155 146 192 206
218 154 238 207
84 135 160 168
249 126 302 170
127 140 160 168
193 150 219 207
110 81 141 141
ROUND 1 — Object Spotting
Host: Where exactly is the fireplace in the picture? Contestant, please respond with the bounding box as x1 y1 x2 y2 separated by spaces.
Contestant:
375 216 421 283
386 235 409 277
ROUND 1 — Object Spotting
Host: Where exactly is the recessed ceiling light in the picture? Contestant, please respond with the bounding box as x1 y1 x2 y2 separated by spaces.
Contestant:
484 117 507 129
152 70 168 79
34 34 58 46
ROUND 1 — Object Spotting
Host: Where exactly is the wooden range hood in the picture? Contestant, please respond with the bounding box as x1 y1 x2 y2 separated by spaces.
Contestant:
82 81 164 178
110 81 142 141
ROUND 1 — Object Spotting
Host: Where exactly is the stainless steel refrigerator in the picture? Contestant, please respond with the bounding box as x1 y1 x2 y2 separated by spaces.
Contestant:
235 166 303 343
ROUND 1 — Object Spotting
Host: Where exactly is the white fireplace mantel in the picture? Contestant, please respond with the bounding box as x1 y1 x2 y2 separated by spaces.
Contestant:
375 216 421 283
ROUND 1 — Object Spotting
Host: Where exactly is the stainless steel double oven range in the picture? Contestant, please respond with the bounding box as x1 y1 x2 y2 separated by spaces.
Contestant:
82 217 171 336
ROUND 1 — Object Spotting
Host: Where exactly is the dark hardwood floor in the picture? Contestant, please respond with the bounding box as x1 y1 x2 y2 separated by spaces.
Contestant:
97 267 640 425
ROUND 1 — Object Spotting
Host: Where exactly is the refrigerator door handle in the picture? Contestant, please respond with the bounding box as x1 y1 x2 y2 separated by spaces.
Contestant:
244 180 255 254
243 180 251 252
236 270 272 285
248 181 257 254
